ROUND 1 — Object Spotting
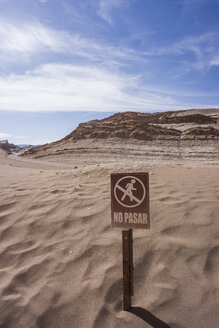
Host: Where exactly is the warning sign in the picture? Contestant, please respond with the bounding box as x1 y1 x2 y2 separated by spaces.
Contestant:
111 172 150 229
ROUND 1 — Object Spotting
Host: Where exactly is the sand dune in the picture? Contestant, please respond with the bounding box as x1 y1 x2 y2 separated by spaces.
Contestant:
0 149 219 328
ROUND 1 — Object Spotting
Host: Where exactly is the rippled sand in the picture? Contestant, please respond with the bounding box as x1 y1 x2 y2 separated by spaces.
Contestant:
0 148 219 328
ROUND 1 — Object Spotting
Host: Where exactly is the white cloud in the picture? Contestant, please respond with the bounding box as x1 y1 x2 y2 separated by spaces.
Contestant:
0 133 26 141
0 21 60 54
0 20 141 66
143 32 219 73
1 20 216 76
0 133 11 139
0 20 217 113
97 0 125 25
209 57 219 67
151 33 215 58
171 33 219 71
0 63 182 112
180 0 208 6
171 33 215 57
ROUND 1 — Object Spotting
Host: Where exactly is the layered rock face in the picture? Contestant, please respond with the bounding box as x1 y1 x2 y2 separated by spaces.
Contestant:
66 116 181 141
64 111 218 141
22 109 219 160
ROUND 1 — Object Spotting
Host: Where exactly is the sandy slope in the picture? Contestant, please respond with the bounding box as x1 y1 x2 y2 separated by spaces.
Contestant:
0 149 219 328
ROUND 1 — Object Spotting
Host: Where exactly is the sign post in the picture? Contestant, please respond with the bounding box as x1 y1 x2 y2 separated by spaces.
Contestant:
111 173 150 310
122 229 133 310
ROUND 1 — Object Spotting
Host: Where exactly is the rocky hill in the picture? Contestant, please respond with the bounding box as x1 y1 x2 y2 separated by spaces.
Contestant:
22 109 219 163
0 140 21 153
62 111 218 141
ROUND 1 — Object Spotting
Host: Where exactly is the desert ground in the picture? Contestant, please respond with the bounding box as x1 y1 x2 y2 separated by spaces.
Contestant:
0 142 219 328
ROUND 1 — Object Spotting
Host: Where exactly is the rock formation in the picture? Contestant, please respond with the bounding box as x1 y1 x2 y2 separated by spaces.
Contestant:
22 108 219 159
63 111 218 141
0 140 21 153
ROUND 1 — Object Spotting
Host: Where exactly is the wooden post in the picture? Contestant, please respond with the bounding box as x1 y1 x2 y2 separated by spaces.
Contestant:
130 229 134 297
122 229 134 310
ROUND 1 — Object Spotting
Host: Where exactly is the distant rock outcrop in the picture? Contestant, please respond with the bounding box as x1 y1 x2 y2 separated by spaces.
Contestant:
0 140 21 153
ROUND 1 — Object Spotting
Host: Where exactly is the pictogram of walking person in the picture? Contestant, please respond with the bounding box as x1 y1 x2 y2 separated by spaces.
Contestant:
121 179 136 202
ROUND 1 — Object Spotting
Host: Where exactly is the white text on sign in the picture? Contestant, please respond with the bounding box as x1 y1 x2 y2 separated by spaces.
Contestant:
113 212 148 224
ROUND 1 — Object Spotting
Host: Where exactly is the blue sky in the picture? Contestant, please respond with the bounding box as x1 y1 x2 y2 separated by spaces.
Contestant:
0 0 218 144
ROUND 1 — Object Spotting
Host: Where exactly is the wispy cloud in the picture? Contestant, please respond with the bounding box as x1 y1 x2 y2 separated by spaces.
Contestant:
143 32 219 73
0 20 142 67
0 16 217 113
97 0 125 25
0 21 60 54
0 63 182 112
0 19 217 75
0 132 11 139
0 132 26 140
171 33 217 59
180 0 208 6
167 33 217 73
172 32 219 72
209 57 219 66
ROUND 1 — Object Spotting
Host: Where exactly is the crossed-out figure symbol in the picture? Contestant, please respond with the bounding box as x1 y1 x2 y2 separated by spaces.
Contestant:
121 179 136 202
114 176 146 208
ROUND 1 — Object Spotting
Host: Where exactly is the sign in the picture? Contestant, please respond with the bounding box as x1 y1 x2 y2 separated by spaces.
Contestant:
111 172 150 229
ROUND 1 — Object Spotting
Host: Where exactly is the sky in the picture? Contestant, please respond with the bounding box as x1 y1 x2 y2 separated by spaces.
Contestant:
0 0 218 144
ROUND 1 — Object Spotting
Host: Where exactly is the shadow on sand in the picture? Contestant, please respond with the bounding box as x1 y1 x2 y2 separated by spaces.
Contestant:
128 307 171 328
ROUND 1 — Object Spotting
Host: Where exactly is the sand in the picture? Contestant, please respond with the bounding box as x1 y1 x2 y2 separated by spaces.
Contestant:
0 147 219 328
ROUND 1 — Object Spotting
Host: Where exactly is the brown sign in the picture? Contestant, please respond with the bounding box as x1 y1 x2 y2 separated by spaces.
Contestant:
111 172 150 229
